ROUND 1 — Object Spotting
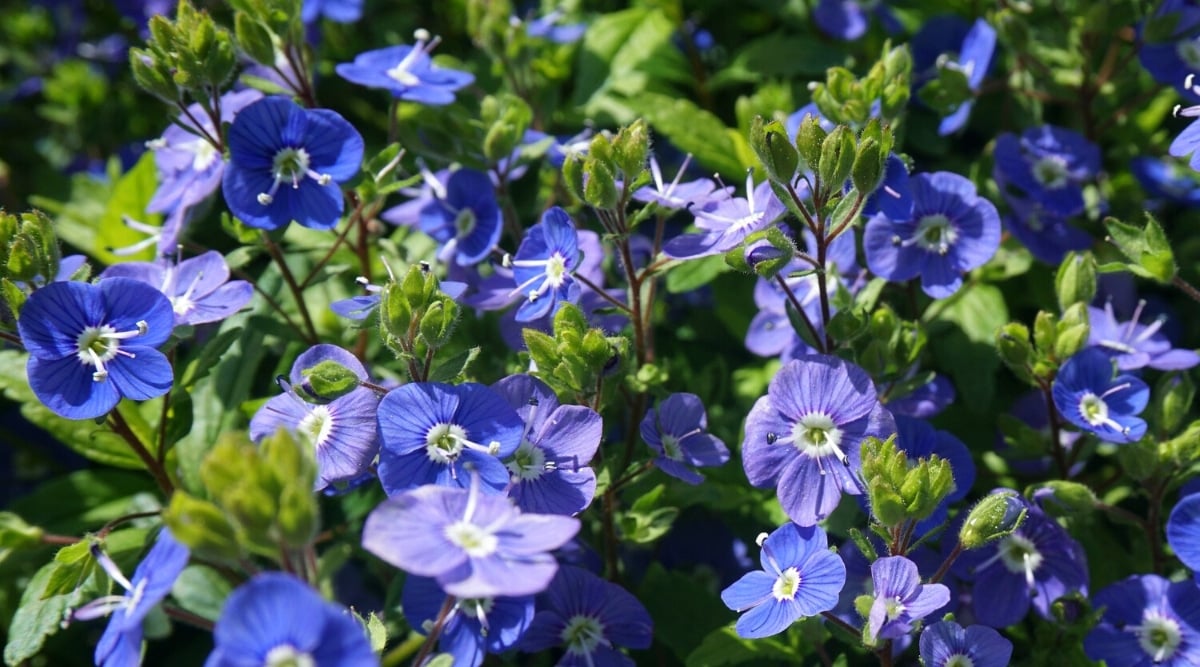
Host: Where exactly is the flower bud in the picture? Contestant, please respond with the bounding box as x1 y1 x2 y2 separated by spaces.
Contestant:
1055 251 1097 311
818 126 856 195
751 116 798 184
959 490 1027 549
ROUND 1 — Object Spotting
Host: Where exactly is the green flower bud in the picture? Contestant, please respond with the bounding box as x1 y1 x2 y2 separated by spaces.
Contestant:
419 298 460 348
583 159 619 210
751 116 798 184
1054 303 1090 360
1031 480 1096 517
1154 372 1195 435
562 153 586 202
234 13 276 66
818 126 856 195
1055 251 1097 311
613 119 650 184
959 491 1026 550
997 322 1034 383
850 137 885 194
1032 311 1056 355
300 360 360 401
163 492 241 561
795 114 827 174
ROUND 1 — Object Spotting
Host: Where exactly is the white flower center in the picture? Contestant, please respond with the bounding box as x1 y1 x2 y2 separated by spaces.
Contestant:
190 139 219 172
998 533 1043 589
561 615 607 655
883 596 906 621
264 644 315 667
257 147 331 205
660 434 684 461
506 440 548 481
426 423 467 463
1133 610 1183 662
298 405 334 449
945 656 974 667
74 321 149 382
772 566 801 601
444 520 498 557
1079 392 1109 426
1032 155 1070 189
913 214 957 255
386 43 426 86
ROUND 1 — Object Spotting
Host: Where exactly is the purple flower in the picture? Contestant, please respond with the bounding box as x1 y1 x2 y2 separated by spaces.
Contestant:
1167 492 1200 573
249 345 379 491
1000 189 1092 265
362 478 580 598
205 573 377 667
1084 574 1200 667
520 566 653 665
376 381 523 496
1167 78 1200 170
402 575 534 667
912 17 996 135
1139 0 1200 99
720 523 846 638
18 278 174 420
884 372 956 419
99 251 253 327
492 374 602 516
146 89 261 253
417 168 504 266
920 620 1013 667
1089 299 1200 371
335 33 474 105
1052 347 1149 444
663 174 785 259
632 155 730 210
863 171 1001 298
994 125 1101 218
866 556 950 641
967 505 1088 627
510 207 582 321
301 0 363 23
640 392 729 484
75 530 189 667
742 355 896 526
221 96 364 231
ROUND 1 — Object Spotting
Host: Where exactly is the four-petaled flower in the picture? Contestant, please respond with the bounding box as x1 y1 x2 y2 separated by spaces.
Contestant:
520 565 653 665
1084 574 1200 667
205 572 378 667
1052 347 1149 444
866 556 951 641
363 476 580 598
376 381 524 496
742 354 896 526
640 392 730 485
222 96 364 231
18 278 174 420
402 575 534 667
417 168 504 266
336 31 474 105
920 620 1013 667
912 16 996 135
864 171 1001 298
720 523 846 638
100 250 253 327
75 529 189 667
663 173 785 259
510 207 582 322
993 124 1101 218
1088 299 1200 372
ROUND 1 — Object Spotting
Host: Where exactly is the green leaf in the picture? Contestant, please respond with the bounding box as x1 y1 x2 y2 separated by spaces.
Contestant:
94 152 162 265
626 92 752 178
171 565 232 622
710 33 849 88
638 564 731 661
686 625 801 666
666 254 729 294
5 561 83 665
427 346 481 384
572 8 689 121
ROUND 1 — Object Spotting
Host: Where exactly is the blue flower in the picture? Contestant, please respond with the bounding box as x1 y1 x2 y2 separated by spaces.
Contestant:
206 572 377 667
523 10 587 44
742 355 895 526
813 0 901 41
866 556 950 641
520 566 653 665
1132 156 1200 206
966 504 1088 627
302 0 363 23
863 171 1001 298
994 125 1100 218
720 523 846 638
335 32 474 105
75 529 190 667
912 17 996 135
632 154 731 211
363 476 580 598
1139 0 1200 100
17 278 174 420
417 168 504 266
402 575 534 667
920 620 1013 667
1084 574 1200 667
640 393 729 485
1052 347 1149 444
250 345 380 491
1089 299 1200 371
1168 78 1200 170
1168 492 1200 573
99 251 253 327
376 381 524 496
221 96 363 231
492 374 602 516
883 372 955 419
1000 191 1092 265
146 89 262 253
510 207 582 321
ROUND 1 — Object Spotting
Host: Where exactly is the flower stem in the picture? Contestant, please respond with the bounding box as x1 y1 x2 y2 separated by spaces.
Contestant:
108 409 174 497
1171 275 1200 305
162 604 215 631
261 232 319 344
929 542 963 584
412 595 456 667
